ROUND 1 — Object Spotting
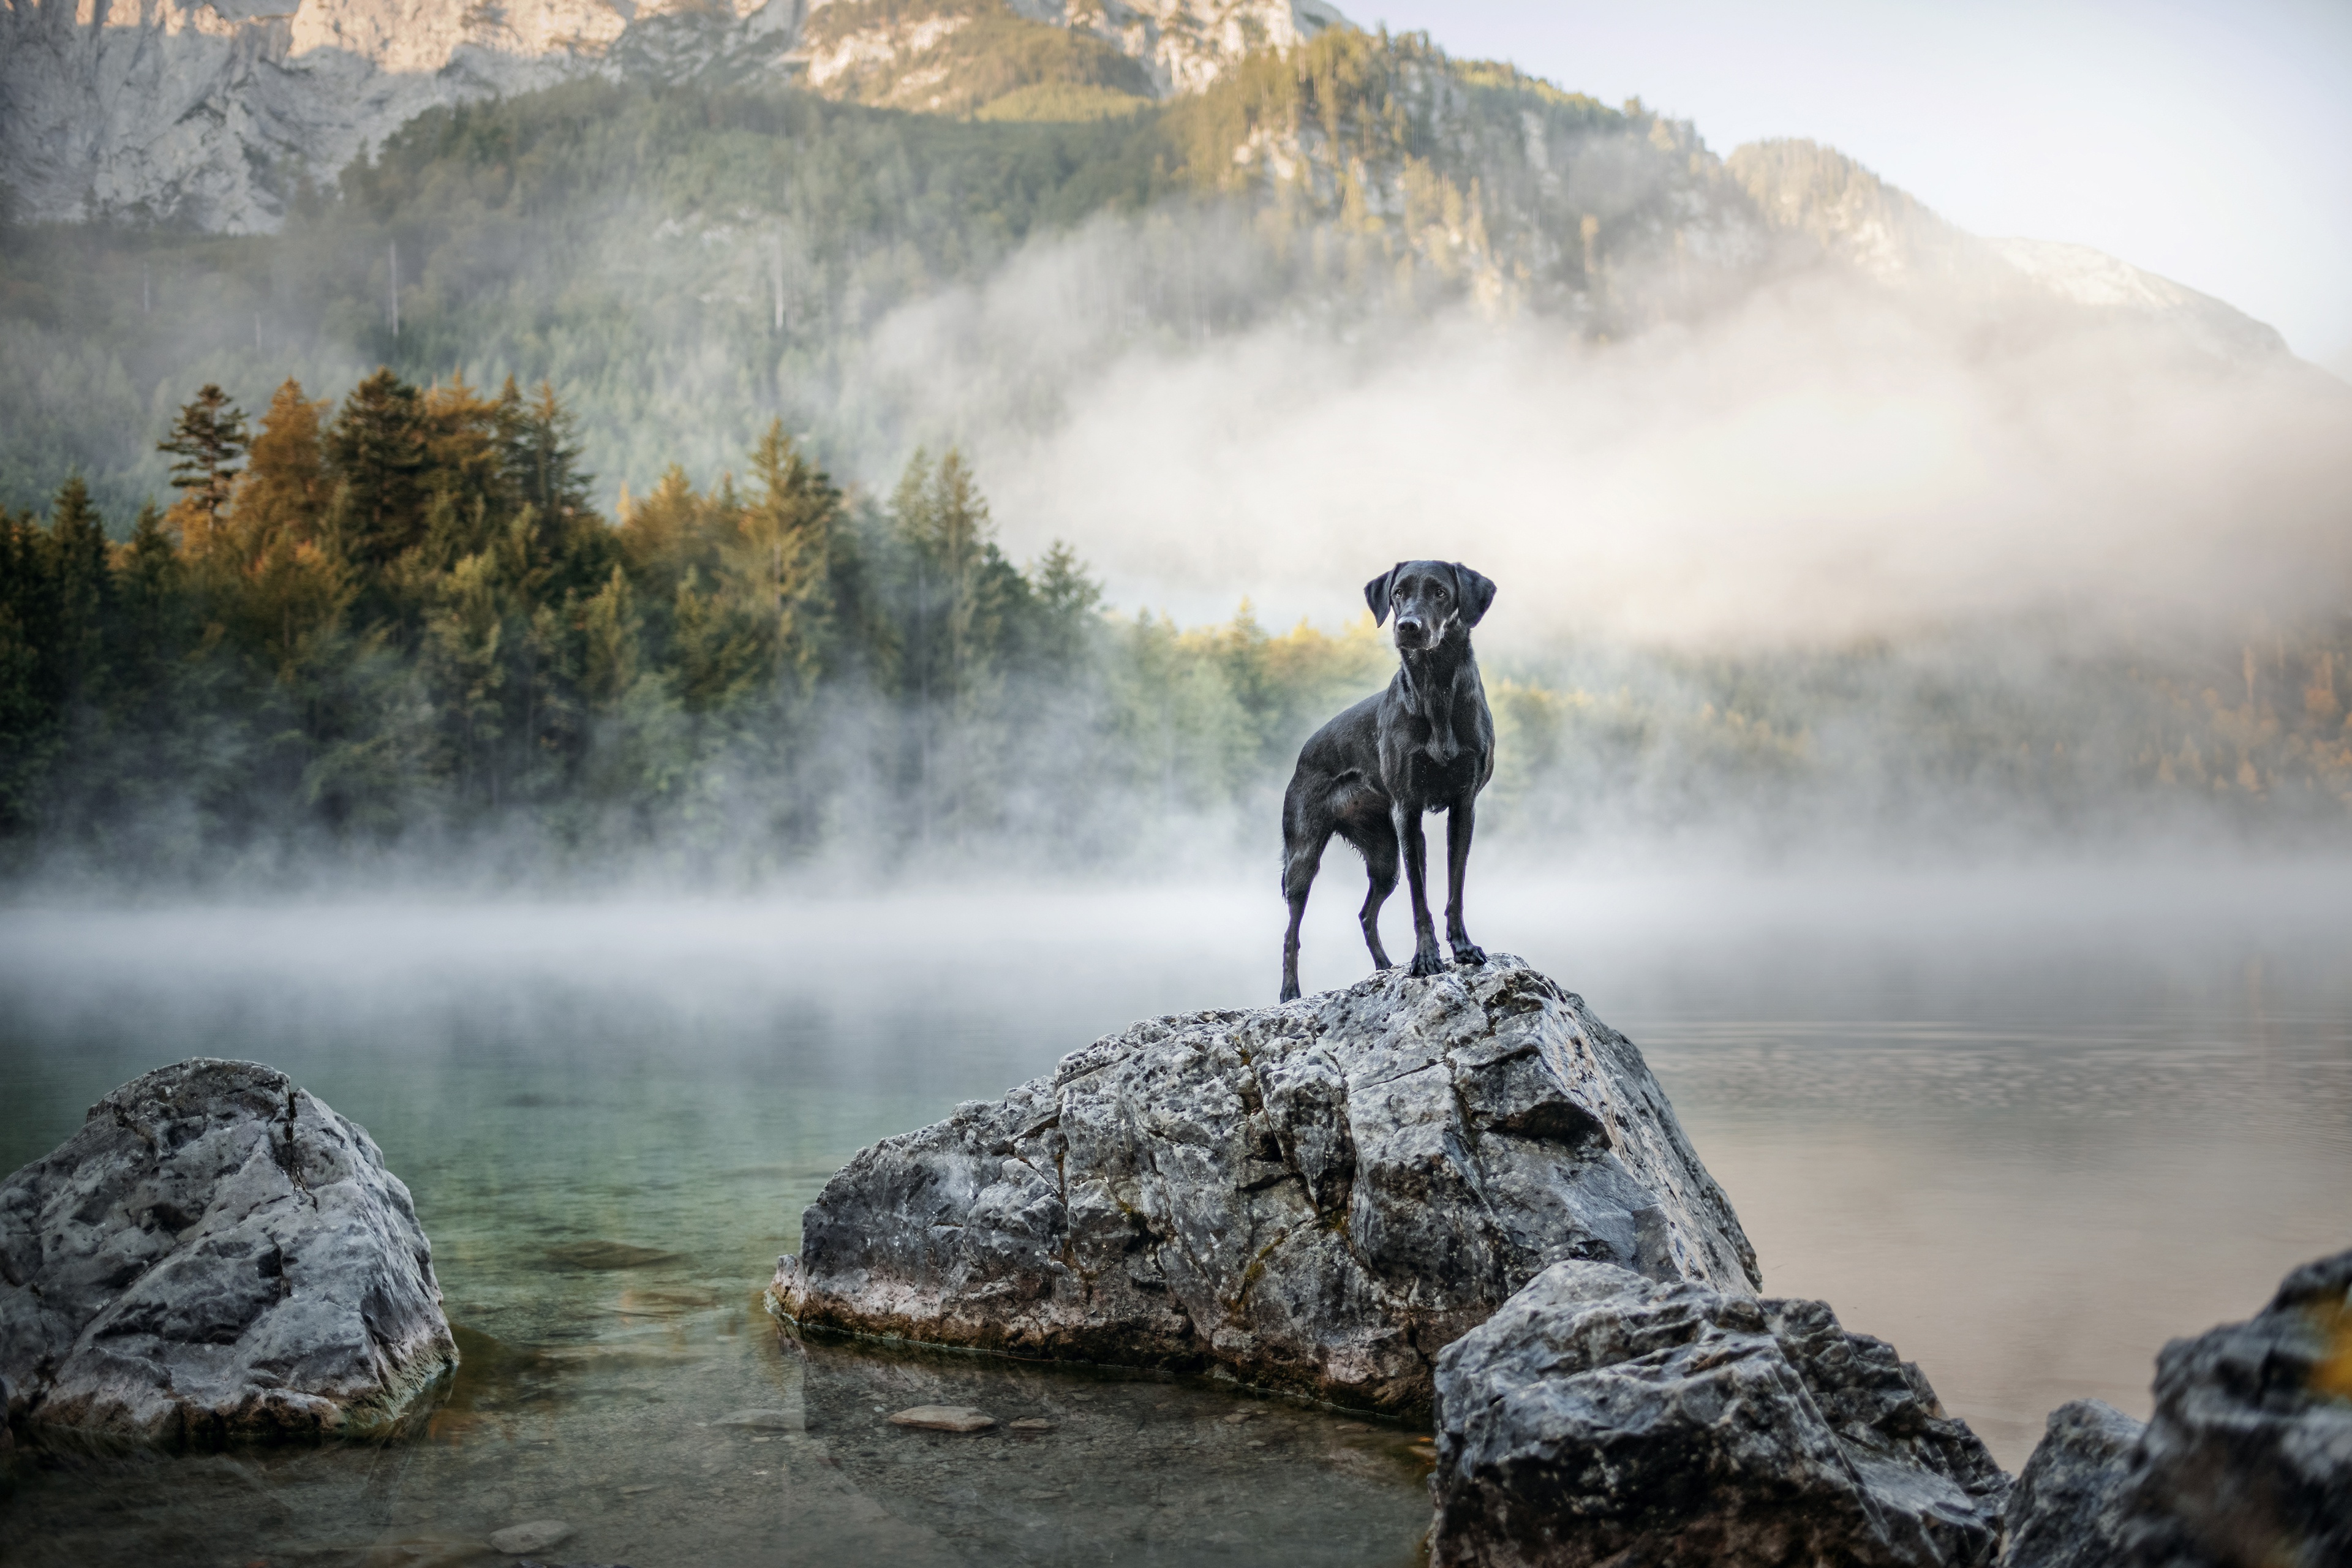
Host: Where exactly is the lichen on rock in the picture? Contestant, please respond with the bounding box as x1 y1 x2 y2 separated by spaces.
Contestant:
769 956 1756 1412
0 1058 456 1444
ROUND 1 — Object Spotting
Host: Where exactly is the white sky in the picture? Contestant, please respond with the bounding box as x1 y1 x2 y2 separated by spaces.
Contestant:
1361 0 2352 374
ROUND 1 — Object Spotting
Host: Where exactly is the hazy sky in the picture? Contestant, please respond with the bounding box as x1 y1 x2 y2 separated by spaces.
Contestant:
1363 0 2352 374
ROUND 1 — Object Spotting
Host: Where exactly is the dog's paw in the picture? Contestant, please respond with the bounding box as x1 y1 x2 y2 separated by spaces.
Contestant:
1279 980 1302 1003
1452 944 1487 967
1408 949 1446 978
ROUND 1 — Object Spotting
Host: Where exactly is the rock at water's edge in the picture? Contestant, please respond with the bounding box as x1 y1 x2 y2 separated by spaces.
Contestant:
0 1058 457 1443
1430 1260 2010 1568
771 957 1756 1412
2003 1246 2352 1568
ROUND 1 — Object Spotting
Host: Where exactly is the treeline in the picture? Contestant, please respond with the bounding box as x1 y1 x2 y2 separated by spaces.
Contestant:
0 373 1385 881
7 369 2351 885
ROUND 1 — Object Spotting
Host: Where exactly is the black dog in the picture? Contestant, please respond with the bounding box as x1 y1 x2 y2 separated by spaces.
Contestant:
1279 560 1497 1002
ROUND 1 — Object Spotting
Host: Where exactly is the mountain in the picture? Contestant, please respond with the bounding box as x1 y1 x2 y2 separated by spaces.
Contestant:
0 0 1344 232
1725 138 2286 359
0 23 2310 526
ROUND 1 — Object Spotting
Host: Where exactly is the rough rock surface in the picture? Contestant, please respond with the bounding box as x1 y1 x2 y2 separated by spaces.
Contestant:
771 956 1757 1412
2004 1246 2352 1568
0 0 1342 232
1430 1260 2010 1568
2001 1399 2144 1568
0 1058 456 1443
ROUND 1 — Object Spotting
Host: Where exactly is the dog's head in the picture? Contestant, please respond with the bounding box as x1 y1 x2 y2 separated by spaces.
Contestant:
1365 560 1496 652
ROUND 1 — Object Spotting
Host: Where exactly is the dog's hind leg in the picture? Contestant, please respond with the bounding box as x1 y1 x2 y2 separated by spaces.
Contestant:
1280 830 1329 1003
1444 797 1486 966
1356 821 1398 971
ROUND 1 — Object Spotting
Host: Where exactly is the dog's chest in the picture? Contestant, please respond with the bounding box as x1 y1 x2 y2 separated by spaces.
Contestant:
1397 736 1485 801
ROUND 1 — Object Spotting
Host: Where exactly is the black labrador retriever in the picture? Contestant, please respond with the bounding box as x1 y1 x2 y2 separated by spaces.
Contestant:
1279 560 1497 1002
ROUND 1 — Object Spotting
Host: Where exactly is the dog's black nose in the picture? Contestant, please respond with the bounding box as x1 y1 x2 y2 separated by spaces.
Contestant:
1397 617 1425 639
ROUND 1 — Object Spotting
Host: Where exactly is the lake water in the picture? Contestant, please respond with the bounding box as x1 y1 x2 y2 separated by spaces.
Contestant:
2 862 2346 1566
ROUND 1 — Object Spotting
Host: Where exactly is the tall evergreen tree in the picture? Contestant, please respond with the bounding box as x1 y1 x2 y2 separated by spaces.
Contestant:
230 380 331 564
157 385 250 551
45 476 114 711
325 368 429 574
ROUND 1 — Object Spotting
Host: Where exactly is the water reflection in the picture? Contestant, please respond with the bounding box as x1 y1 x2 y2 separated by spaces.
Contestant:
1 866 2346 1562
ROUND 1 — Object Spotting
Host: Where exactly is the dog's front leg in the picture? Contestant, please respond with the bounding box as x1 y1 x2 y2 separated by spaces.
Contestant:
1393 802 1445 977
1445 797 1486 967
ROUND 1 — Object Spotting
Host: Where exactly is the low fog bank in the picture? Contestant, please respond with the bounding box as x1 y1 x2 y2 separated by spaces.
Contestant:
873 217 2352 650
7 853 2349 1022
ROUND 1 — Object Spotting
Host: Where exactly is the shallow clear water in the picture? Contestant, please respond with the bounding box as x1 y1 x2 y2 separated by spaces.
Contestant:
1 865 2347 1566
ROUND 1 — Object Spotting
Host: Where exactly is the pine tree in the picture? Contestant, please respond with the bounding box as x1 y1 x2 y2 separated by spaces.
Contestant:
226 379 331 566
0 507 55 831
110 502 189 712
500 377 594 525
45 476 114 711
324 368 429 573
158 385 251 551
736 420 842 680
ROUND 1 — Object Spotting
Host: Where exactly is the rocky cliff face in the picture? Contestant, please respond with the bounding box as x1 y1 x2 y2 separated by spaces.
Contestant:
0 0 1341 230
0 0 785 229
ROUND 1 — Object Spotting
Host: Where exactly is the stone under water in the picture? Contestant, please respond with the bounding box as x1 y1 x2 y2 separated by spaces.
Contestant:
1428 1260 2011 1568
771 956 1756 1412
0 1057 456 1444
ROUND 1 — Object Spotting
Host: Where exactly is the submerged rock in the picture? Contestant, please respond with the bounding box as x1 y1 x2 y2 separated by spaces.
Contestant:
2003 1246 2352 1568
771 957 1756 1412
0 1058 456 1443
1429 1260 2010 1568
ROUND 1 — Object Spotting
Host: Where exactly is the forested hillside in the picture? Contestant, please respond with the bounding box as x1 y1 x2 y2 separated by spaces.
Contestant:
0 28 1749 524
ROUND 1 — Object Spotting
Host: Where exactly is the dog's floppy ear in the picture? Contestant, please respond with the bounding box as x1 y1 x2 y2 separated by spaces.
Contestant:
1452 564 1496 627
1364 563 1403 627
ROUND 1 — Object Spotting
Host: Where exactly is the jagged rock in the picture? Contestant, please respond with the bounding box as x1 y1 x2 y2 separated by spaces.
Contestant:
2004 1246 2352 1568
1429 1260 2010 1568
2002 1400 2144 1568
770 956 1756 1413
0 1058 456 1444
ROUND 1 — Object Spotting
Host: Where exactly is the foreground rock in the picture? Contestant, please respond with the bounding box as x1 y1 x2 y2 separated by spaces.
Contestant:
772 957 1755 1412
2003 1246 2352 1568
0 1058 456 1443
1431 1261 2010 1568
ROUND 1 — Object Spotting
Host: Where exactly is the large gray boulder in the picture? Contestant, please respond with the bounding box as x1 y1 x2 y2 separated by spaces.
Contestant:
1429 1260 2010 1568
2003 1246 2352 1568
0 1058 456 1444
770 957 1757 1413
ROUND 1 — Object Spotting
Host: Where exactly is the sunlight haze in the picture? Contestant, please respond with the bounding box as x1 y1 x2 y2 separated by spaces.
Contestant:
1368 0 2352 374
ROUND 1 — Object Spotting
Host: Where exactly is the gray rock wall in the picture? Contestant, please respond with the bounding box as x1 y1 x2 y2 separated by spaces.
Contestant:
771 957 1757 1412
0 1057 456 1444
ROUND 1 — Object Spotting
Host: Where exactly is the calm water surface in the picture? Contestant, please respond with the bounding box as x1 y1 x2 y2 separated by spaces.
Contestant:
1 865 2346 1566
